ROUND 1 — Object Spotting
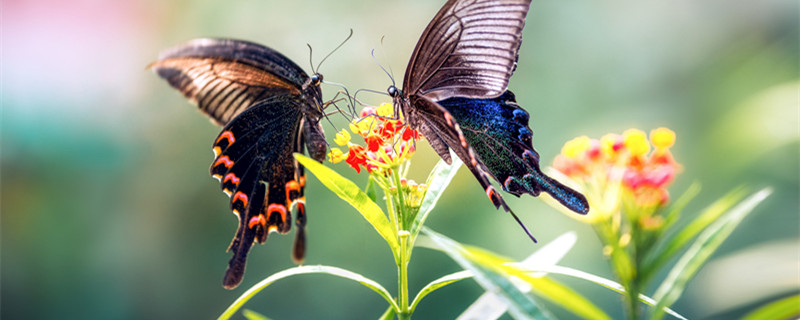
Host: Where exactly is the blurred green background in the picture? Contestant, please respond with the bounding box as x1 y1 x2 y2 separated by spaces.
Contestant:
2 0 797 319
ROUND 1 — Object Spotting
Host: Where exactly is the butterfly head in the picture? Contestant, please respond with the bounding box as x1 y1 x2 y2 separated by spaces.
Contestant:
387 85 401 98
310 73 323 86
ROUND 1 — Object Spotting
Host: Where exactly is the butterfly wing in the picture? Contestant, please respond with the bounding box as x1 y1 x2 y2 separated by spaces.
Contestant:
210 96 316 289
149 38 320 125
438 91 589 214
407 95 509 210
151 39 326 289
404 0 532 101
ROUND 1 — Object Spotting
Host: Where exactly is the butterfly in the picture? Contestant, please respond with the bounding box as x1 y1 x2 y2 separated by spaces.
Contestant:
149 38 327 289
387 0 589 239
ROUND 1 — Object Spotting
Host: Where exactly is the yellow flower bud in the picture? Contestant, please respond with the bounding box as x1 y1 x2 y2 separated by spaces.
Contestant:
328 148 345 163
562 136 591 158
334 129 351 146
623 129 650 157
650 127 675 150
376 103 394 117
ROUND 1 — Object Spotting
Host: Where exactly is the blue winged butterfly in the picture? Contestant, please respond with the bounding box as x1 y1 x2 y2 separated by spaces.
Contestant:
387 0 590 239
149 39 327 289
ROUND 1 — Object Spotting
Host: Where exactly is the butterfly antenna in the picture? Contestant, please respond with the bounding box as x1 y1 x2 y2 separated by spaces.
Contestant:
371 48 395 87
507 208 537 243
316 29 353 73
379 35 395 82
307 43 317 75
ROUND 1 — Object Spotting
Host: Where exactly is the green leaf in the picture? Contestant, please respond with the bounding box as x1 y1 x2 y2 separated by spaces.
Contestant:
650 188 772 320
410 271 472 313
408 156 462 246
365 176 378 203
459 232 579 320
242 309 271 320
294 153 399 251
423 227 550 320
219 265 399 320
378 305 397 320
741 294 800 320
660 183 702 231
643 186 747 276
533 265 687 320
463 246 612 320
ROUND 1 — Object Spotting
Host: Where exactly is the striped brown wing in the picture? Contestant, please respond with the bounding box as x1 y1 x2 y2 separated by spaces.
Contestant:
404 0 532 101
149 38 318 126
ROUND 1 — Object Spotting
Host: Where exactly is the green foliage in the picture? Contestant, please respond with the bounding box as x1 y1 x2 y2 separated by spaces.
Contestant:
294 154 399 253
741 294 800 320
650 188 772 320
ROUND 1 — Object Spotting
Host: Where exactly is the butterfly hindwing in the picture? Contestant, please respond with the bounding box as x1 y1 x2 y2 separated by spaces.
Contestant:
209 97 313 289
408 95 510 211
438 91 589 214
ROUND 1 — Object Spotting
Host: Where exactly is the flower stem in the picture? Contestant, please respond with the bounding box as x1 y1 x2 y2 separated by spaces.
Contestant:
397 232 410 319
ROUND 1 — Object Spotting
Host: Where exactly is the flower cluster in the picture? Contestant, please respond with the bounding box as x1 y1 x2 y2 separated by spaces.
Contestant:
551 128 681 224
328 103 420 175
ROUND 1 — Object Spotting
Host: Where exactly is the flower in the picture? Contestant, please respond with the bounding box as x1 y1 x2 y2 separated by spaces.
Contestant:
328 147 345 163
551 128 681 224
330 103 421 176
334 129 351 146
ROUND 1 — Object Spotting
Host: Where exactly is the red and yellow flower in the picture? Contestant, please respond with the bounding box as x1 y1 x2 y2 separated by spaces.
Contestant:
328 103 421 176
550 128 681 224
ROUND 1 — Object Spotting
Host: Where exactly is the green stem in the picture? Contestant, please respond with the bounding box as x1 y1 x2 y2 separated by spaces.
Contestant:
392 169 408 230
397 232 410 319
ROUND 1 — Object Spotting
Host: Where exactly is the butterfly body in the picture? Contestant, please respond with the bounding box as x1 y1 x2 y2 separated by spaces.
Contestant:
150 38 325 289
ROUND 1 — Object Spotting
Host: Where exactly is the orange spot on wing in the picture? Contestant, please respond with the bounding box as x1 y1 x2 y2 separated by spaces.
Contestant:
267 203 288 222
248 214 266 229
216 130 236 145
223 173 240 186
214 156 234 168
233 191 248 207
285 180 301 201
444 113 454 126
298 176 306 187
486 186 497 201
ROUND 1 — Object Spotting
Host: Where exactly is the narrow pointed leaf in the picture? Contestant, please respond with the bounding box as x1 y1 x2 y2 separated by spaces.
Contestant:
460 232 578 320
410 155 462 242
219 265 398 320
462 246 611 320
741 294 800 320
365 176 378 203
531 265 687 320
378 305 397 320
423 227 550 320
294 153 398 250
651 188 772 320
242 309 271 320
643 186 746 276
410 271 472 313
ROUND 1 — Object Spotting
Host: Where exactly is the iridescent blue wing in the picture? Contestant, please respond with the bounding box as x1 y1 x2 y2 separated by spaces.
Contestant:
438 91 589 214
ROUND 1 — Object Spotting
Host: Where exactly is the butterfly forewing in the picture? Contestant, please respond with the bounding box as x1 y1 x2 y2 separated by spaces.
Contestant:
405 0 532 101
149 39 315 125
